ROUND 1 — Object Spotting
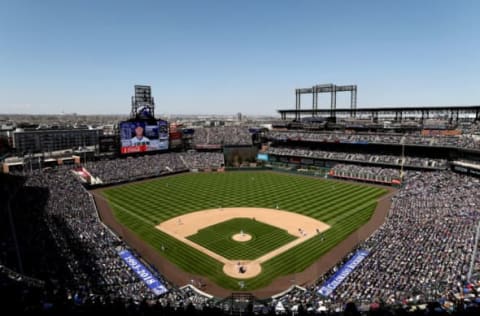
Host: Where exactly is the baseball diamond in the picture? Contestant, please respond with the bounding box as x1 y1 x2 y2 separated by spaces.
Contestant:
159 208 330 279
97 171 388 294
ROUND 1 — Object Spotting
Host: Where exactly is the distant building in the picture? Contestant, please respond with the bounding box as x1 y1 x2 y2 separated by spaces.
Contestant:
0 124 16 149
13 128 102 153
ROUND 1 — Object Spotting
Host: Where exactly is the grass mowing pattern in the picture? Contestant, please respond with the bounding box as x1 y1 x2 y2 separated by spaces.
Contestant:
101 171 388 290
187 218 297 260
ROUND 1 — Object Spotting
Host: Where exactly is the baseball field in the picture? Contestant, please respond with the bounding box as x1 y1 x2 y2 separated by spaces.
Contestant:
99 171 388 291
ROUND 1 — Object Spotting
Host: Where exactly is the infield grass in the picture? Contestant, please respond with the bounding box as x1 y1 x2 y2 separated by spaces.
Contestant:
187 218 297 260
101 171 388 290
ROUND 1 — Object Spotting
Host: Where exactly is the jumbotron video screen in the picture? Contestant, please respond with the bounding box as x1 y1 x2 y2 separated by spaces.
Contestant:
119 120 169 154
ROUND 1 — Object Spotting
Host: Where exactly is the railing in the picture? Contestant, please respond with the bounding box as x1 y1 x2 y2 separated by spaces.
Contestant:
467 220 480 282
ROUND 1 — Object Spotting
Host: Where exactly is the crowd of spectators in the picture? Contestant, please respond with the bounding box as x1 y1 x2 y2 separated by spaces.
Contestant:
337 171 479 302
330 164 405 182
267 130 480 150
85 152 225 184
1 169 215 314
460 121 480 135
194 126 252 146
24 169 168 300
85 153 187 184
266 146 448 169
179 152 224 170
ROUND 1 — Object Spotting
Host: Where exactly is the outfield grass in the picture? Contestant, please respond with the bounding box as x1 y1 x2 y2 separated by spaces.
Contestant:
187 218 297 260
101 171 388 290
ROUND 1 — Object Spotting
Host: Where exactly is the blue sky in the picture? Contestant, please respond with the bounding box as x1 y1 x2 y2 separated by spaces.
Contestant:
0 0 478 115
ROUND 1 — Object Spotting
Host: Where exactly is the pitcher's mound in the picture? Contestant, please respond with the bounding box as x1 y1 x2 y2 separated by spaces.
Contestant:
232 233 252 242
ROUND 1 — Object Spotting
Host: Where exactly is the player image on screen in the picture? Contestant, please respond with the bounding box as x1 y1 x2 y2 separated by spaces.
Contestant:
120 120 169 154
130 123 150 146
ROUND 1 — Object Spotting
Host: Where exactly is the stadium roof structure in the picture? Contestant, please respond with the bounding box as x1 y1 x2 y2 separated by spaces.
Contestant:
278 104 480 122
277 83 480 122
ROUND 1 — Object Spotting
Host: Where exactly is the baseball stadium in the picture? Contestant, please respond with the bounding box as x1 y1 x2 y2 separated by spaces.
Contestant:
2 83 480 315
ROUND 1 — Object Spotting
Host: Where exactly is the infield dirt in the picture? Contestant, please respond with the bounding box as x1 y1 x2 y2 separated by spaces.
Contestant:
156 207 330 279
